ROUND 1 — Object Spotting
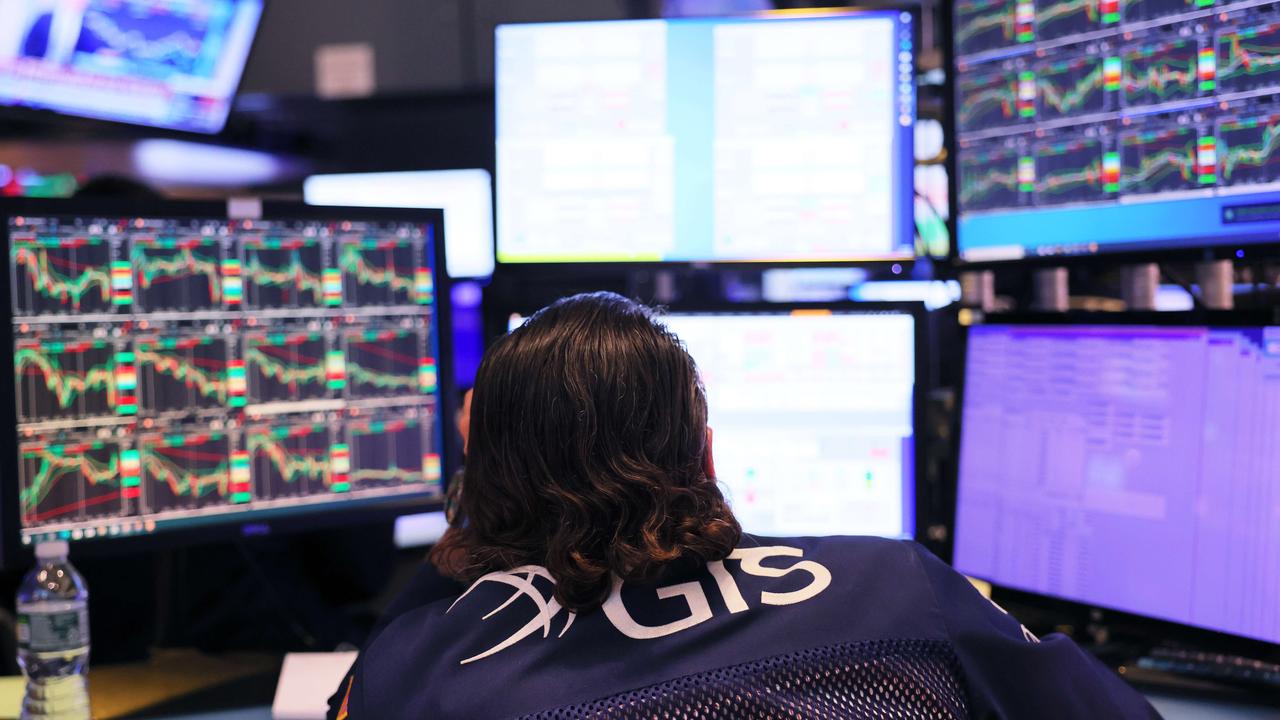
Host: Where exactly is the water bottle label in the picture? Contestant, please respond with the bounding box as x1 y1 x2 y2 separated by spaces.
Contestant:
16 608 89 653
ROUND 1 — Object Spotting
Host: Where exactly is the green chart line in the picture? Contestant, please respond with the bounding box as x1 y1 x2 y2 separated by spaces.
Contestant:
136 346 229 403
133 246 223 303
244 250 326 304
13 247 112 311
15 347 117 408
1222 121 1280 180
248 433 331 487
20 447 119 517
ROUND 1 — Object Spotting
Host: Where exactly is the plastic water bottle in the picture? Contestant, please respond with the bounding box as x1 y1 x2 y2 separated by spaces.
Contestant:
16 541 90 720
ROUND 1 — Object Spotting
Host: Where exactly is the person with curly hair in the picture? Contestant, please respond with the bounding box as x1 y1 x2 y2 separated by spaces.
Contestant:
328 291 1157 720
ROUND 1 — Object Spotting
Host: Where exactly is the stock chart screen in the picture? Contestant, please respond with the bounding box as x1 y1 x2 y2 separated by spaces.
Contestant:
954 0 1280 260
0 0 263 133
663 310 917 538
954 324 1280 644
496 11 916 264
8 211 445 547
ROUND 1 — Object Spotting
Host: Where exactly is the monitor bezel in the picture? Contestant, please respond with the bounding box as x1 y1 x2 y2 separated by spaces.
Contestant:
659 299 929 542
0 0 269 136
952 310 1280 661
493 7 922 270
0 197 456 570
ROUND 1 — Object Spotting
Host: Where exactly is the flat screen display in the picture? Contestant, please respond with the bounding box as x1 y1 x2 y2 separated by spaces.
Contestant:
6 204 447 548
496 11 916 264
954 323 1280 644
665 310 917 537
954 1 1280 261
0 0 263 133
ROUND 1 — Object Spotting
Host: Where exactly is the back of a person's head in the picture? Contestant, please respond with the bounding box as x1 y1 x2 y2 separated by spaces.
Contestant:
431 291 741 611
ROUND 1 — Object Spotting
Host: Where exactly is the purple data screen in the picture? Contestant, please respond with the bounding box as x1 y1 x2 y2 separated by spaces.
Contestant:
954 324 1280 645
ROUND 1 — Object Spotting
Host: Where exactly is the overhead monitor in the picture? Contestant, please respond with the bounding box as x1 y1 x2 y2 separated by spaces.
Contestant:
304 170 496 279
0 0 264 134
664 306 920 537
954 322 1280 646
954 1 1280 261
496 10 916 264
1 198 449 562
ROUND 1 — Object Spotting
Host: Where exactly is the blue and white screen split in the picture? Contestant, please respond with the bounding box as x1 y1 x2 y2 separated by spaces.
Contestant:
496 11 916 264
663 312 916 537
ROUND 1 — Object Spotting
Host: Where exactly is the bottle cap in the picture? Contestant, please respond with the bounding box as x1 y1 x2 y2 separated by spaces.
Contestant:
35 540 69 560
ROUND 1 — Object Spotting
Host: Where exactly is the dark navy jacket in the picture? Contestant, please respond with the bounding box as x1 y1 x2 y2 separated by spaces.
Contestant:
328 536 1159 719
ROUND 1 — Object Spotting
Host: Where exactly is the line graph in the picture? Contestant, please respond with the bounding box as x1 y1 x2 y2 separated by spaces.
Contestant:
15 338 127 422
958 69 1026 133
19 441 132 527
242 236 328 309
1121 127 1213 194
960 145 1026 211
132 237 224 312
141 431 232 513
1037 56 1110 120
339 238 426 307
955 0 1023 56
248 422 334 499
346 415 440 491
1036 0 1107 42
1219 114 1280 186
345 327 429 398
11 235 122 315
1123 0 1213 23
136 335 234 412
80 6 208 74
244 331 333 404
1034 138 1119 205
1217 23 1280 94
1122 38 1200 106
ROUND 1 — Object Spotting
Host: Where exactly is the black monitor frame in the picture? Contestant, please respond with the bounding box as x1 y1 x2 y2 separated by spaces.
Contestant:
952 310 1280 663
654 299 929 542
0 197 456 570
493 6 922 271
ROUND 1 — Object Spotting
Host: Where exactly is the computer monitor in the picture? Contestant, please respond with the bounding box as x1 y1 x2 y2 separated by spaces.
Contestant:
0 198 451 565
669 305 920 537
953 320 1280 647
304 170 496 279
496 10 916 264
0 0 263 134
506 304 921 537
953 2 1280 261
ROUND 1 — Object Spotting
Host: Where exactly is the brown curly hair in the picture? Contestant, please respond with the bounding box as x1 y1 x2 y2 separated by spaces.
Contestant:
429 291 741 612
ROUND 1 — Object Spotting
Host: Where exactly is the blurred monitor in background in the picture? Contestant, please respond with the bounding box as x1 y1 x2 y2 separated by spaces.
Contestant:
305 169 495 279
0 0 264 133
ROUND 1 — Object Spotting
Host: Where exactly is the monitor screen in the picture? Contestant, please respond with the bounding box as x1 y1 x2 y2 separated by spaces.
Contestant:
5 203 447 550
496 10 916 264
954 1 1280 261
663 309 917 537
304 170 495 279
0 0 263 134
954 323 1280 645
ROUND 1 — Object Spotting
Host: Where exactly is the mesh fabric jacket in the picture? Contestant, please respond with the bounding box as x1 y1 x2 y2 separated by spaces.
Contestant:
328 536 1160 719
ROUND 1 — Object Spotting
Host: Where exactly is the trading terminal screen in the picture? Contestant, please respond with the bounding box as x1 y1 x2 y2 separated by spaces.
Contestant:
954 324 1280 645
663 311 916 537
496 11 916 264
0 0 264 134
954 0 1280 260
8 211 445 547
